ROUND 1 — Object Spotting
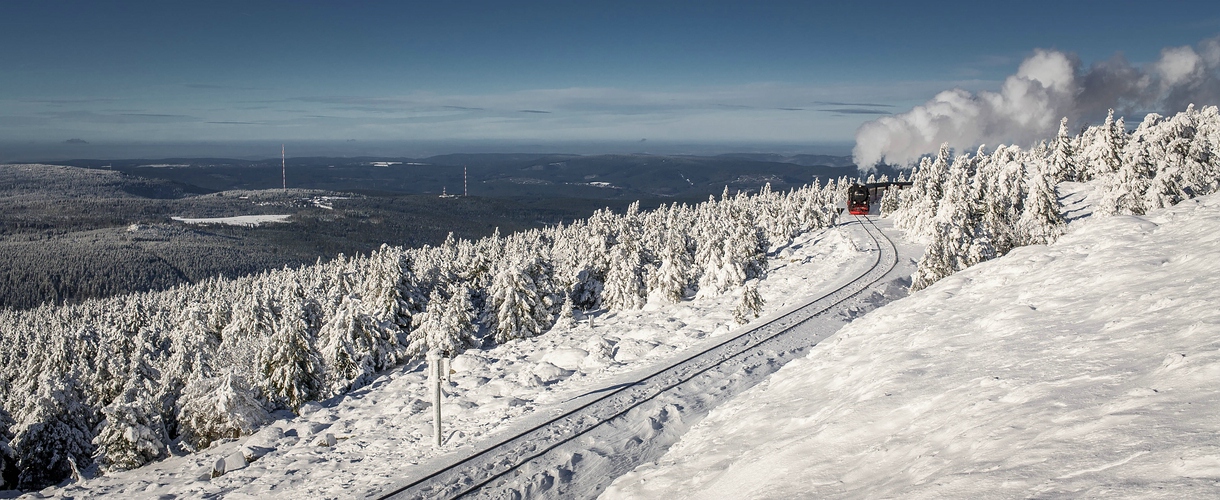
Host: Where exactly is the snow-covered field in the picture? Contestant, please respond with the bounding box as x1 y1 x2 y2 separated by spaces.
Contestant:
170 215 292 226
604 194 1220 499
27 222 877 499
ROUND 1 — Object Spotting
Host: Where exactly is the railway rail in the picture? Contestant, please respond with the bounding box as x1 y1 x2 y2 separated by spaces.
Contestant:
376 216 899 499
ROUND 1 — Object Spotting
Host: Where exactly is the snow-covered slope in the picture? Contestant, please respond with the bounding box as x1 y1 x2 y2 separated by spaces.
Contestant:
18 223 878 499
604 194 1220 499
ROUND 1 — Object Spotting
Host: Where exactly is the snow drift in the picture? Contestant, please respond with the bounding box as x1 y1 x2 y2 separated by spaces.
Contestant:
604 193 1220 499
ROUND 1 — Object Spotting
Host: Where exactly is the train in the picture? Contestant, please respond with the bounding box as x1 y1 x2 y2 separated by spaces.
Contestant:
847 184 870 215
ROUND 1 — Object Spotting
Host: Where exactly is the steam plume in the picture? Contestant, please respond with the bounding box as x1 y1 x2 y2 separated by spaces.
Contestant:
853 35 1220 169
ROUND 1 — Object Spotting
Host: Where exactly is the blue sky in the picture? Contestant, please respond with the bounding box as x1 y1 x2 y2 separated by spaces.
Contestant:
2 0 1218 155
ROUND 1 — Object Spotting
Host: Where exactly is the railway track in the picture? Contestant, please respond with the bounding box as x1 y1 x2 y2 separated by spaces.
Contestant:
375 216 899 499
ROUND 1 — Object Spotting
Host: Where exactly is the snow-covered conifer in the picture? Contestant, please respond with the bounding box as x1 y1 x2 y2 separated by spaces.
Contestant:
1098 113 1160 215
10 369 96 490
487 256 556 344
175 370 270 451
258 293 322 412
732 282 764 324
1019 162 1065 246
602 230 647 310
555 294 576 329
1080 110 1126 181
92 383 169 472
879 184 900 217
409 286 478 357
650 225 692 303
1048 117 1078 182
0 407 15 489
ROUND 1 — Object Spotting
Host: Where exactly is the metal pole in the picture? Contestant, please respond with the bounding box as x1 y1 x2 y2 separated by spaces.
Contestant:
427 350 442 447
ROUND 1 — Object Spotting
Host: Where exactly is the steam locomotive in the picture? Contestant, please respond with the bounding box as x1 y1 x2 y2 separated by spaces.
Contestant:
847 184 870 215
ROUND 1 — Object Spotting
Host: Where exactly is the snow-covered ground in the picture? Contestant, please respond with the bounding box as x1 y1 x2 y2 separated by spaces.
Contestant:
26 222 880 499
603 194 1220 499
170 215 292 226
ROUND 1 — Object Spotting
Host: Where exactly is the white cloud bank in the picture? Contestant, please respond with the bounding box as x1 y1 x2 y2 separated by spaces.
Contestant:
853 35 1220 168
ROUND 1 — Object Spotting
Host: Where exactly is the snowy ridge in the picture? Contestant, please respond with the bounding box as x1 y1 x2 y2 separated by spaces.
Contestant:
604 193 1220 499
378 217 902 499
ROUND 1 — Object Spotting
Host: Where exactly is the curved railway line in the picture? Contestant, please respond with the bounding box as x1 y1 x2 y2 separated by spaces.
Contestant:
376 216 900 499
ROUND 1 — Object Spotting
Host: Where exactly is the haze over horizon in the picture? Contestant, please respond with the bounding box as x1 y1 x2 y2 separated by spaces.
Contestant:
3 1 1219 162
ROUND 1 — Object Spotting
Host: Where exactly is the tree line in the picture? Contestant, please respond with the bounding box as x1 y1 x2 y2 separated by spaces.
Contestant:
893 104 1220 291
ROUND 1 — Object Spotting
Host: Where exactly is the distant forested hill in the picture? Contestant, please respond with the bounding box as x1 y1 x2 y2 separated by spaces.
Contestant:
1 154 864 309
57 153 865 199
0 164 644 309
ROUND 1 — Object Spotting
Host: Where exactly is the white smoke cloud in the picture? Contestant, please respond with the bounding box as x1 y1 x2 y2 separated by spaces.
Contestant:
853 35 1220 169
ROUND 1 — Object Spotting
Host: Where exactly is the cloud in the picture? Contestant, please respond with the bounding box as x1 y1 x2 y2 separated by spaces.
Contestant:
819 108 891 115
853 34 1220 169
183 83 264 91
35 111 198 124
814 101 893 108
19 98 116 105
518 109 551 114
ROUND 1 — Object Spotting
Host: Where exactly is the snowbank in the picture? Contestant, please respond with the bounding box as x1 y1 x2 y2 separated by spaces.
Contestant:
605 195 1220 499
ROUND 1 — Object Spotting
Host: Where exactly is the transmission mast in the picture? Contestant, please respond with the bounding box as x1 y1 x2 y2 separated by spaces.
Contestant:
281 144 286 191
464 165 468 197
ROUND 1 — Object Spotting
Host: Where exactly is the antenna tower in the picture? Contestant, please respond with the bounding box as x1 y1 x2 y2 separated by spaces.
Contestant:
464 165 468 197
281 144 287 191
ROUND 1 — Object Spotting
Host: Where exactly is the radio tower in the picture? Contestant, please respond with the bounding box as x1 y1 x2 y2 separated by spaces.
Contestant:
464 165 468 197
281 144 286 191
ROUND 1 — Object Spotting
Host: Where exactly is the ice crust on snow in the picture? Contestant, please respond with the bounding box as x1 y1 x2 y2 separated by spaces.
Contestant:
604 194 1220 499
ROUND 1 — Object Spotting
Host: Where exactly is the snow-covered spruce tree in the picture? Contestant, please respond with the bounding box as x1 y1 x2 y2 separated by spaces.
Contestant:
964 149 997 267
1193 105 1220 193
486 254 557 344
1098 113 1160 215
358 246 415 352
727 203 768 281
1047 117 1079 182
175 369 270 451
0 407 15 489
983 145 1029 254
555 294 577 329
693 219 729 298
895 145 952 241
317 295 384 394
1145 108 1199 211
602 229 647 310
93 339 170 472
650 223 693 303
258 290 322 412
1018 161 1065 246
92 383 169 472
732 282 764 325
408 285 478 357
218 291 274 374
568 209 613 310
1080 109 1126 181
11 369 96 490
878 183 900 217
911 153 978 291
164 305 221 391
